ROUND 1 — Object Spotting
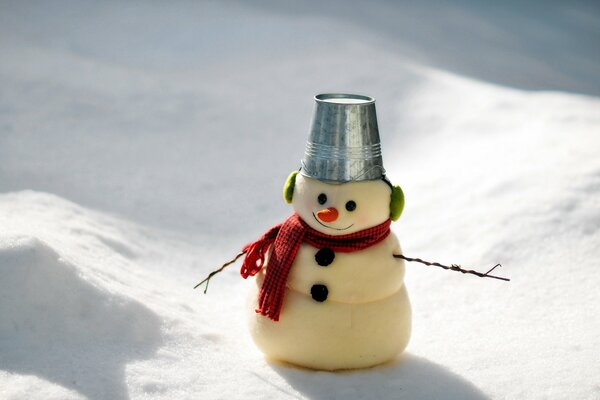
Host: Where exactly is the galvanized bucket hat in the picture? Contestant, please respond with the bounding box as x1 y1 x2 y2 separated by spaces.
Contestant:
300 93 385 182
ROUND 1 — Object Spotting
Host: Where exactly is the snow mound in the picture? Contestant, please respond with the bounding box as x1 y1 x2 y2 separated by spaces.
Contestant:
0 236 162 400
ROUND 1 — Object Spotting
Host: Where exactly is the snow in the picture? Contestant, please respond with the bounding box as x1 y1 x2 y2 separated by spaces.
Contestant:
1 1 599 399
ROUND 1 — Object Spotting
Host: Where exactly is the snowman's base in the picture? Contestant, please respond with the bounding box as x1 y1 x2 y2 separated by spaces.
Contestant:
264 353 402 372
247 280 411 371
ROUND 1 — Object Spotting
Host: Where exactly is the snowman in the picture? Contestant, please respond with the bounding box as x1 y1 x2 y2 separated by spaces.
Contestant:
240 94 411 370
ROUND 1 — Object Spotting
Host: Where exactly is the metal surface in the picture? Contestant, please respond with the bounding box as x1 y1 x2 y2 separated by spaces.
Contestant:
300 93 385 182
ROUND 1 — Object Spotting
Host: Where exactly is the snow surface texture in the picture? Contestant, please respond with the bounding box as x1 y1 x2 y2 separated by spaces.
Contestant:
1 1 599 399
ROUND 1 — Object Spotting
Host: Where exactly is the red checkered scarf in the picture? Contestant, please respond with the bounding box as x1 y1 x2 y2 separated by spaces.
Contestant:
241 213 392 321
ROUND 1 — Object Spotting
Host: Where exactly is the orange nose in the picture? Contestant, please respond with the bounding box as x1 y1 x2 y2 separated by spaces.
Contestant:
316 207 339 223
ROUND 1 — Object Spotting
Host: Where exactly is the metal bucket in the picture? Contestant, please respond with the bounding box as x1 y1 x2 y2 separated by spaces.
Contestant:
301 93 385 182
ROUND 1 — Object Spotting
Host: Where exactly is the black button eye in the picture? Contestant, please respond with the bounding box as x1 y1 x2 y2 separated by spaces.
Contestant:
345 200 357 212
318 193 327 205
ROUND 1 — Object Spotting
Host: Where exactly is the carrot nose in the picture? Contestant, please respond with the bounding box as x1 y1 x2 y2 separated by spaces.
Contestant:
316 207 338 223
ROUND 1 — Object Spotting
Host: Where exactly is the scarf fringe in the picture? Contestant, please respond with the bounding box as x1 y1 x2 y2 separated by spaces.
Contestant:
256 273 284 321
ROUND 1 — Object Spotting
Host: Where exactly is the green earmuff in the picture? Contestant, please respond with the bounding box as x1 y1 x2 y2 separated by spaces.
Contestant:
283 170 299 204
389 184 405 221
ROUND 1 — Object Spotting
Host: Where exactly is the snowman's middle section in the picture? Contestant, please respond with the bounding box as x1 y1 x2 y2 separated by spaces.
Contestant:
288 235 405 304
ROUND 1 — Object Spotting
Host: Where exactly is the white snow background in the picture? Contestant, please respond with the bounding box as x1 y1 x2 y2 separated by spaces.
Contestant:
1 1 599 399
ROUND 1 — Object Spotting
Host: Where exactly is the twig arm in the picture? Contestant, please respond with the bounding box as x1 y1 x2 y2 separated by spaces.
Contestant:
394 254 510 282
194 250 248 293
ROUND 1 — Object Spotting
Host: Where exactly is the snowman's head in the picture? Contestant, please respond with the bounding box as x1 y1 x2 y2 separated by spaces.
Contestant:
283 171 404 236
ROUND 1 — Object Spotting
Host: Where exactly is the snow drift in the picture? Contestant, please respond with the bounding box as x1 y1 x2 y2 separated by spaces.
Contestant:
0 236 161 400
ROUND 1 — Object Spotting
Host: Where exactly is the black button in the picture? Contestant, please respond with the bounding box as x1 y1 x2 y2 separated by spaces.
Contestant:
315 248 335 266
310 284 328 302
